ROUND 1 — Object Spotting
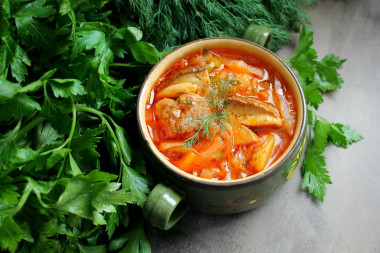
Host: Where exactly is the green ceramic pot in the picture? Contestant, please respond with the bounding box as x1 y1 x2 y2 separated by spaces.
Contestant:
137 35 307 231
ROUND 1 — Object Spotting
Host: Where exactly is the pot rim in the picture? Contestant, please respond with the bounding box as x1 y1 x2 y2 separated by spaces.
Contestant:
137 37 307 188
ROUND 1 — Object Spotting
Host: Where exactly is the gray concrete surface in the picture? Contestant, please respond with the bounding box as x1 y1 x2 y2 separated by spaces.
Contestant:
149 1 380 252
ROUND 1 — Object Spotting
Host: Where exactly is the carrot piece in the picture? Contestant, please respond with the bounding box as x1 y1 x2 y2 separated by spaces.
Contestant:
176 151 197 171
249 134 275 172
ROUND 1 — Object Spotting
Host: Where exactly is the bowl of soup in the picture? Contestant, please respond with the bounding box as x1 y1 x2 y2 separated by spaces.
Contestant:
137 38 306 230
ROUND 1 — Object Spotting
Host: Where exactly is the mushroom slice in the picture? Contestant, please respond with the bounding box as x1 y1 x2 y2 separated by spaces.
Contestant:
158 65 211 98
225 96 283 128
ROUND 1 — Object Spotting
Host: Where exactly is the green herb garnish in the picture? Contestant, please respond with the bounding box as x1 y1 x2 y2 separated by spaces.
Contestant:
288 26 363 202
182 76 233 149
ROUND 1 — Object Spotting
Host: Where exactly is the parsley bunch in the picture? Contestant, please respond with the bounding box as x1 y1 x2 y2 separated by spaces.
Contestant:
288 27 363 202
0 0 160 252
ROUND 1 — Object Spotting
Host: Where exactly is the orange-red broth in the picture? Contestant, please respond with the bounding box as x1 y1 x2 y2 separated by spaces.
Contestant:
145 48 297 180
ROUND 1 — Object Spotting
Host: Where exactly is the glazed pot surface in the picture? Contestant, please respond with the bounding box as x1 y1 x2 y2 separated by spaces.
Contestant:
138 38 307 219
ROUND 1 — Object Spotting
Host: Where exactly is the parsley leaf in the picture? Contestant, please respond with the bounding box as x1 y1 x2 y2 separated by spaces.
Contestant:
0 122 20 172
289 26 347 109
122 163 150 207
129 41 159 65
40 95 72 134
109 219 151 253
0 35 31 82
301 147 332 202
316 54 346 91
302 81 323 109
0 93 41 122
72 30 110 59
12 148 40 166
36 123 64 152
0 79 21 103
328 123 363 148
289 27 362 201
0 184 20 208
288 26 317 79
49 79 86 98
13 17 55 58
314 119 330 151
92 182 139 213
0 216 24 253
106 212 120 239
77 244 107 253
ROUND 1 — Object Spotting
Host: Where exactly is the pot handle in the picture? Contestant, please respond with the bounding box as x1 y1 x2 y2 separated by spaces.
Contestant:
243 24 273 49
143 183 189 230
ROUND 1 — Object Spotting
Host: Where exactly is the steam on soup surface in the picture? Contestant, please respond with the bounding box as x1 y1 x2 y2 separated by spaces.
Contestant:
145 48 297 180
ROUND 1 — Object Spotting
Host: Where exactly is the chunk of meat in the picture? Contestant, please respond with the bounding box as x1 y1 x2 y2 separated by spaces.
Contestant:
224 96 283 128
155 93 213 136
158 65 211 98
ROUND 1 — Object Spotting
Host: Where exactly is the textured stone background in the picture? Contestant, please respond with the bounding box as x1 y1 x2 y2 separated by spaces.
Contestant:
149 1 380 252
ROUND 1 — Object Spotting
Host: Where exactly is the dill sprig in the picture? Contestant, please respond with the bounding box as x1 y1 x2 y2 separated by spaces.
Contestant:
122 0 315 51
182 75 234 149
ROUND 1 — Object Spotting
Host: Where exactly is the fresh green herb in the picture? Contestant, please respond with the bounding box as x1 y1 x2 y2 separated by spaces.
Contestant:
288 26 363 202
123 0 315 51
0 1 160 252
183 111 230 149
183 76 233 149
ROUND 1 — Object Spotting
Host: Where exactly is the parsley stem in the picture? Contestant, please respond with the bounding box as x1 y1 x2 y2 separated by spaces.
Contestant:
316 114 331 124
10 183 32 216
41 96 76 157
83 21 117 31
24 111 38 124
65 226 99 238
307 105 331 124
19 79 44 93
308 123 313 146
66 96 76 149
102 113 117 126
15 116 45 142
110 62 145 68
75 105 124 167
